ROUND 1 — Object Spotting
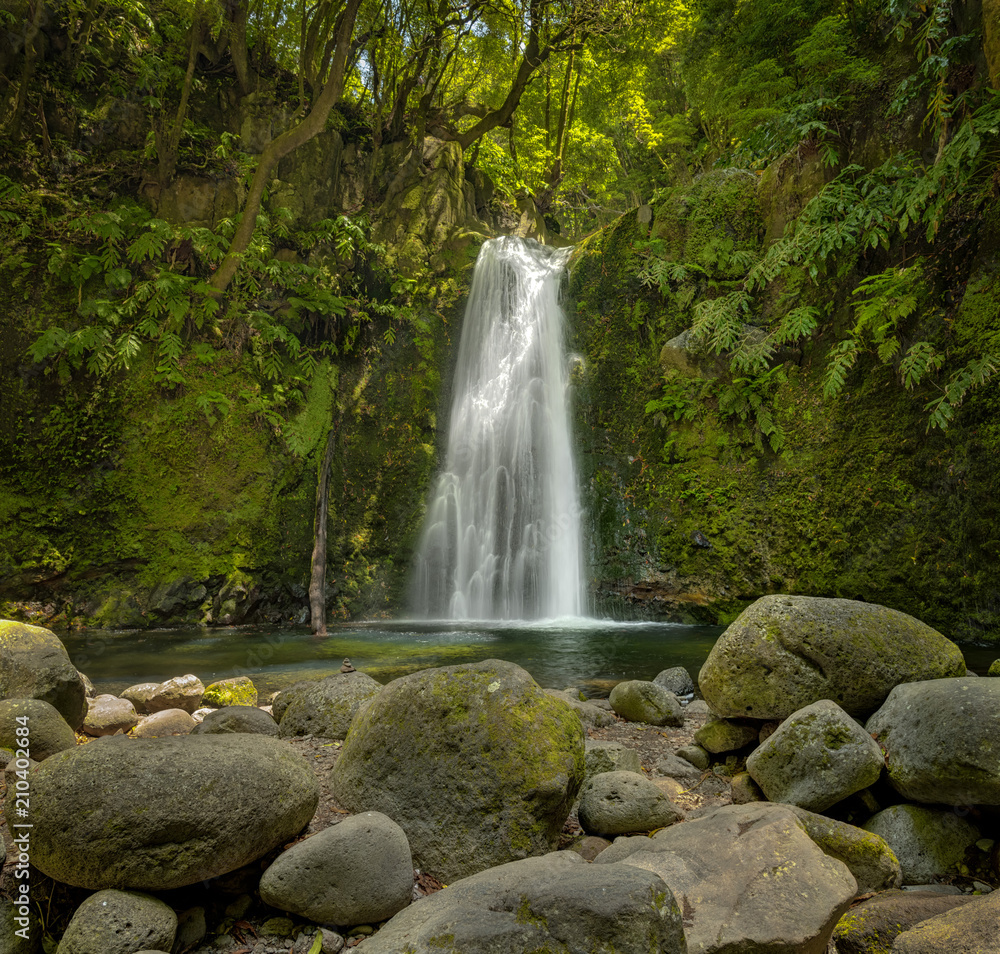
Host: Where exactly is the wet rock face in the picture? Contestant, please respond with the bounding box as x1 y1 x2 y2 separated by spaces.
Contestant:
330 659 585 883
698 594 966 720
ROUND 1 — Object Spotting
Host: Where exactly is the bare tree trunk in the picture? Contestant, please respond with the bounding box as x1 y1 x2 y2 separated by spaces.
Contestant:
209 0 362 294
308 426 338 635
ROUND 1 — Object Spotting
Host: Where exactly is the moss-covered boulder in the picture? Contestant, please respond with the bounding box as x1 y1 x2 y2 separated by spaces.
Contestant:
0 698 77 760
202 676 258 708
354 853 686 954
278 671 382 740
699 595 966 720
988 658 1000 676
746 699 884 812
694 716 759 754
785 806 901 894
330 659 585 882
0 621 86 729
57 889 177 954
861 804 980 885
832 889 975 954
609 680 684 726
866 677 1000 806
16 734 318 889
893 889 1000 954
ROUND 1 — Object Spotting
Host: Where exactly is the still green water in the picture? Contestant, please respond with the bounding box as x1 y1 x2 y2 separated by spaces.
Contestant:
60 619 725 697
59 618 998 698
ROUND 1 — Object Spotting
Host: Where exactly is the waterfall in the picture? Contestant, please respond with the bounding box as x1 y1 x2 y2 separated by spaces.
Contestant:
412 236 585 620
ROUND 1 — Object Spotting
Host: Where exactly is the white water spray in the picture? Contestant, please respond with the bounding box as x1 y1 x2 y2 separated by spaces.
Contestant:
412 236 584 620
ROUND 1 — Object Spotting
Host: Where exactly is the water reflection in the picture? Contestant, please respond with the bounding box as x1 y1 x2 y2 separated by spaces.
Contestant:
59 619 998 699
60 619 725 697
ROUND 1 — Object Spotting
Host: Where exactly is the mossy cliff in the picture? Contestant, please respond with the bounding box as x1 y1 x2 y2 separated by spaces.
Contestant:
566 166 1000 642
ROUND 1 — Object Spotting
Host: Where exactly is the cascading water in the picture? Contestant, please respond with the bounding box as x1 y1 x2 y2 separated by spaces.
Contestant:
412 236 585 620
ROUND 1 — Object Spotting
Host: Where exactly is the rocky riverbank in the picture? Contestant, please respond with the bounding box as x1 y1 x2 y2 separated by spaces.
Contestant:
1 596 999 953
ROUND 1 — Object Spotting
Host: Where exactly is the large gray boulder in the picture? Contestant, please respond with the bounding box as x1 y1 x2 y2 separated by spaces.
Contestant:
0 699 76 760
597 802 857 954
15 734 318 889
330 660 585 883
278 671 381 739
355 853 686 954
0 621 86 729
699 596 966 720
190 705 278 736
892 888 1000 953
56 890 176 954
746 699 885 811
831 890 975 954
866 677 1000 805
260 811 412 926
577 771 684 837
609 680 684 726
784 806 901 893
82 695 139 737
861 804 980 884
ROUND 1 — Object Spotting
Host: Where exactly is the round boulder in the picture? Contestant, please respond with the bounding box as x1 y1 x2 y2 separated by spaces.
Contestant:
699 595 966 720
146 675 205 714
653 667 695 696
133 709 196 737
202 676 258 708
354 853 686 954
578 770 684 837
746 699 884 812
0 698 76 760
0 620 86 729
279 671 382 740
57 889 176 954
330 659 585 883
191 705 278 736
15 734 319 889
866 677 1000 806
861 804 980 884
609 681 684 726
122 683 160 714
83 695 139 737
260 811 412 925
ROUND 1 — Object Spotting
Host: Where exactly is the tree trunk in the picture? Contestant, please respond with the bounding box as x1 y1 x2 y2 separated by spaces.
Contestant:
308 425 338 636
9 0 46 138
209 0 362 294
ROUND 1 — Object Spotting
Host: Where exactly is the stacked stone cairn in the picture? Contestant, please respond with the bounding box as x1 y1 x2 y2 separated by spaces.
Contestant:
0 597 997 953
